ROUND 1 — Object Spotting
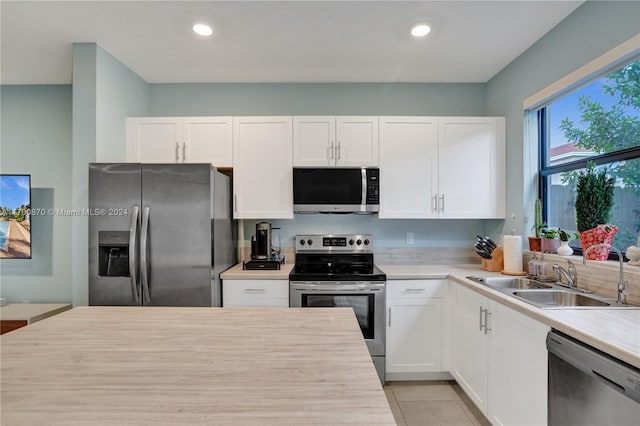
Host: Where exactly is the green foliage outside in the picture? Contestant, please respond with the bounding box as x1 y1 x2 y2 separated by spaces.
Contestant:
0 205 27 222
574 163 615 232
559 60 640 248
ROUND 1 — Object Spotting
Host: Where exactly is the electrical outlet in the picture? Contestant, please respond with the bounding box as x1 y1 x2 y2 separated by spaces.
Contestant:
406 232 414 245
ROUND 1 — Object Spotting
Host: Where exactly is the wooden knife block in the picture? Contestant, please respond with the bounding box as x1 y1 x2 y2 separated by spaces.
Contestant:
481 247 504 272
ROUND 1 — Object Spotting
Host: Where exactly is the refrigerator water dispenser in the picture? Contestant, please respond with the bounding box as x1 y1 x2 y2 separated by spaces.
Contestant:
98 231 130 277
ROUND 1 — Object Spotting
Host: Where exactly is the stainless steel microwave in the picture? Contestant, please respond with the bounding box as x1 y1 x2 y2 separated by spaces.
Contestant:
293 167 380 214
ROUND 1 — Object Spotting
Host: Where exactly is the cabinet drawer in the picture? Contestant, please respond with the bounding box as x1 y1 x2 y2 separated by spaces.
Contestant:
223 280 289 307
387 279 448 299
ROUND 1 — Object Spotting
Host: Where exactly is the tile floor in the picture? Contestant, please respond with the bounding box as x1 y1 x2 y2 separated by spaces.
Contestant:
384 381 491 426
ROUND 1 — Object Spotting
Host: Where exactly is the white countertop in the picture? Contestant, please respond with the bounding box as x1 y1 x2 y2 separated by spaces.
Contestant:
1 307 394 425
221 263 293 280
381 264 640 369
0 303 72 323
218 262 640 368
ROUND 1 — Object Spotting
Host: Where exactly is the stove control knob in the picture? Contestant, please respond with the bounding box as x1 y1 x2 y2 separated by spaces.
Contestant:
356 239 362 246
307 239 313 246
299 239 305 246
364 239 370 246
349 239 355 246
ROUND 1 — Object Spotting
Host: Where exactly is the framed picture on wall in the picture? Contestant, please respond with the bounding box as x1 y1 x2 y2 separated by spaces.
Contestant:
0 175 31 259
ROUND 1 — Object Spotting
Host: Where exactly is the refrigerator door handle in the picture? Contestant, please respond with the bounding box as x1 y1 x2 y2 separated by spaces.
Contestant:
140 206 151 304
129 206 140 304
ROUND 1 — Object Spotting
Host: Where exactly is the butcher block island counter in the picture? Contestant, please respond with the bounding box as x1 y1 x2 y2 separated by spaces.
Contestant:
1 306 394 426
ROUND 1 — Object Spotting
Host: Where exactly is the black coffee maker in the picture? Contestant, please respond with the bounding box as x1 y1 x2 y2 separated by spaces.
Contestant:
251 222 272 260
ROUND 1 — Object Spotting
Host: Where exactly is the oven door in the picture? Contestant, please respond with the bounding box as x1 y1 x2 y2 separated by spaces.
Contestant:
290 281 385 356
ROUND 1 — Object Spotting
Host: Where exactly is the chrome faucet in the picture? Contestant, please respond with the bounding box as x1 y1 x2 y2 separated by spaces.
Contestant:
583 244 627 305
553 260 577 288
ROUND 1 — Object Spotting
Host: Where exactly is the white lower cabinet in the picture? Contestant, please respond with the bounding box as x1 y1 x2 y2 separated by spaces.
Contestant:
451 284 490 411
222 280 289 307
488 301 548 426
451 284 549 425
386 279 451 380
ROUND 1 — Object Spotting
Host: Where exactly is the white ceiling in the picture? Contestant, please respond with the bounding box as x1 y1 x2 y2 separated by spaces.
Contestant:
1 1 584 85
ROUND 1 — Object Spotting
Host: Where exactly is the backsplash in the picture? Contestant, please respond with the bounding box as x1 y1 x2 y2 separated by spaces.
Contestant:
523 252 640 306
237 243 640 305
239 247 479 266
373 248 478 265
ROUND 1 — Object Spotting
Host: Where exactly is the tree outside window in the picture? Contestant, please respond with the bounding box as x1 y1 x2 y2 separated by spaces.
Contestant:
540 59 640 255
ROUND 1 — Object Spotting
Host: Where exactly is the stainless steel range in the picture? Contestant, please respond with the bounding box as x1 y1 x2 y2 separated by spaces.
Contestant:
289 234 386 383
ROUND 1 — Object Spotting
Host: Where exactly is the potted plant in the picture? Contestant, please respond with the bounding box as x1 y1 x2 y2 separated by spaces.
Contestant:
528 198 545 251
540 228 560 253
575 162 617 260
557 229 579 256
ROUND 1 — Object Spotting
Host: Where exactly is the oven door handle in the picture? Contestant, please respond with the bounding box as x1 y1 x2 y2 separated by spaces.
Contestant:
290 283 385 292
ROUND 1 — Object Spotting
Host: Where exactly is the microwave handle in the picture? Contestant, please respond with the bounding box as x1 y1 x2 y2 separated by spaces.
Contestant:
361 167 367 206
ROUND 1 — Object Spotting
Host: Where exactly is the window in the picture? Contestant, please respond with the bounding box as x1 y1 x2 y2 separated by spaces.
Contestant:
538 59 640 256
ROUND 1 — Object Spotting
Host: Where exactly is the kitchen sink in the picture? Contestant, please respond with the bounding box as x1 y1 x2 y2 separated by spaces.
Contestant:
510 289 610 308
465 275 639 309
466 276 552 290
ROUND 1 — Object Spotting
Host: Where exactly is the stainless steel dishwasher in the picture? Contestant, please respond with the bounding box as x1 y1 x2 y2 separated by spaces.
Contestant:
547 330 640 426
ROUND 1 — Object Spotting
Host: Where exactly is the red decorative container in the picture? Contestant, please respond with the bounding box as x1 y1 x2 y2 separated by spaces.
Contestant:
528 236 542 252
580 225 618 260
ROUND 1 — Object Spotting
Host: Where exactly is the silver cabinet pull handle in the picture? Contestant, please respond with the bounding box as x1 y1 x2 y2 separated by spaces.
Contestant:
329 142 334 160
479 306 485 331
361 167 367 207
337 141 341 160
129 206 140 304
440 194 445 212
244 288 266 293
175 142 179 162
233 193 237 214
433 194 438 212
484 311 492 335
182 142 187 163
405 288 426 293
388 307 391 327
140 206 151 304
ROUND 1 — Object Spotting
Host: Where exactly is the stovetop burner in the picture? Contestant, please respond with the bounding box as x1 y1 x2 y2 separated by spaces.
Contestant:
289 234 386 282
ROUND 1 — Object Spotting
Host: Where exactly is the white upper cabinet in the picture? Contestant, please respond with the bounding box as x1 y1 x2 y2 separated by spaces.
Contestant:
438 117 505 219
293 116 336 166
379 116 505 219
379 117 438 218
293 116 378 166
182 117 233 166
127 117 181 163
232 116 293 219
126 117 233 167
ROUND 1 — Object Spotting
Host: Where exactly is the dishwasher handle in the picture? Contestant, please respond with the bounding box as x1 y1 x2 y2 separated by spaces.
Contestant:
547 331 640 404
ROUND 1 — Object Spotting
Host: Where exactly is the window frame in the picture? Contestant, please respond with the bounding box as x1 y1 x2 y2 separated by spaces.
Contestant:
536 77 640 258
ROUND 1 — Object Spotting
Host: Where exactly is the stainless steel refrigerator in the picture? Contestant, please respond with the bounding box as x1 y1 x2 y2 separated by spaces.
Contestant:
89 163 236 307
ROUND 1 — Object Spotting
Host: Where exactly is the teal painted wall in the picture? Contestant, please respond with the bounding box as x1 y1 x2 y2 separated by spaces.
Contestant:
2 2 638 303
0 85 73 303
70 43 149 305
96 46 149 162
485 0 640 240
148 83 485 116
0 44 148 304
71 43 98 306
148 83 492 250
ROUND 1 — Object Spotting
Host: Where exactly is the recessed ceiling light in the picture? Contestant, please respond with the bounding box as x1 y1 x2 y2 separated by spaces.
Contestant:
410 23 431 38
192 23 213 37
